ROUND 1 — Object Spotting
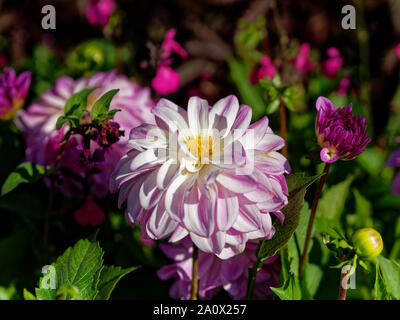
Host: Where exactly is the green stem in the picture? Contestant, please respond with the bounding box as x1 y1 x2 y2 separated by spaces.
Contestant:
246 258 260 300
298 162 331 278
190 243 199 300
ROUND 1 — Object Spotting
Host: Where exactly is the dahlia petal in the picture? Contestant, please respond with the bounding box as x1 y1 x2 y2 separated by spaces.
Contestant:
209 95 239 137
187 96 209 135
157 158 181 189
216 172 257 193
216 192 239 232
147 199 178 239
153 98 189 133
165 173 196 220
183 190 215 237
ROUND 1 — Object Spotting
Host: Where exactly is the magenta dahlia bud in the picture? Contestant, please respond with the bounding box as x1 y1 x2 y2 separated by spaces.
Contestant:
315 97 371 163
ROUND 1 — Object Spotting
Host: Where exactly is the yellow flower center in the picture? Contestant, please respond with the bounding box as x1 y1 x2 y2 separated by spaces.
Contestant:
184 135 214 168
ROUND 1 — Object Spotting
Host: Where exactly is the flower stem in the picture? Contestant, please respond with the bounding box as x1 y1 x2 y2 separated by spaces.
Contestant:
298 162 331 278
280 101 288 159
43 174 54 264
190 243 199 300
246 256 262 300
338 268 348 300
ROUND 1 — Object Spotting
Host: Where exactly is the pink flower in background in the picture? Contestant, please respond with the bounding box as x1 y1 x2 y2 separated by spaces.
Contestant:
160 29 188 60
157 237 280 300
315 96 370 163
321 47 343 79
18 71 155 198
112 95 290 259
152 29 187 95
248 56 277 85
337 76 350 96
396 44 400 59
74 195 106 226
152 65 180 95
292 43 314 74
86 0 116 28
0 67 31 120
386 137 400 195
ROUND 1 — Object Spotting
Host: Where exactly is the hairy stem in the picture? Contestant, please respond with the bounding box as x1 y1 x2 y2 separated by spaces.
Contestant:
299 162 331 278
190 243 199 300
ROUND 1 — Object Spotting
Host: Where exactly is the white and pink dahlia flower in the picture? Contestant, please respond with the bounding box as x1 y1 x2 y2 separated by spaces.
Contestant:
111 95 290 259
18 71 155 197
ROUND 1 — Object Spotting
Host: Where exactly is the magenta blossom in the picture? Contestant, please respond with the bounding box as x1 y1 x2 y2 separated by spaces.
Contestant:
292 43 314 74
0 67 31 120
315 96 370 163
152 65 180 95
396 44 400 59
152 29 187 95
86 0 116 28
321 47 343 79
387 137 400 195
74 195 106 226
111 95 290 259
18 71 155 198
160 29 188 60
248 56 278 85
157 237 280 300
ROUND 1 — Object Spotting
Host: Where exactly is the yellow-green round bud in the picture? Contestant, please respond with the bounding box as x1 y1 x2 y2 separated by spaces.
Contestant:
82 45 105 67
351 228 383 260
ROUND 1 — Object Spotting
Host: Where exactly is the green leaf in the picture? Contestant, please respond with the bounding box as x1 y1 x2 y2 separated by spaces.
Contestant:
315 175 354 233
255 173 321 264
266 99 280 114
303 263 323 297
90 89 119 122
1 162 46 196
374 263 392 300
23 288 37 300
390 217 400 260
64 88 96 117
36 239 104 300
95 266 139 300
287 201 312 276
377 255 400 300
56 116 69 130
347 189 374 229
227 57 266 121
56 284 83 300
270 274 302 300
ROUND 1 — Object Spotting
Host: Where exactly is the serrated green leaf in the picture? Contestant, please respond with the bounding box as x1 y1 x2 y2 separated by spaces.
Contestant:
270 274 302 300
95 265 139 300
374 263 392 300
377 255 400 300
90 89 119 122
36 239 104 300
35 287 56 300
1 162 45 196
64 88 96 117
56 284 83 300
